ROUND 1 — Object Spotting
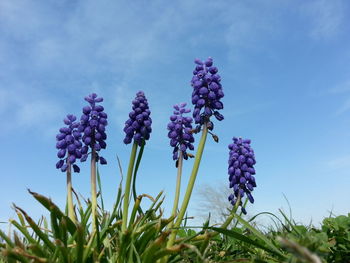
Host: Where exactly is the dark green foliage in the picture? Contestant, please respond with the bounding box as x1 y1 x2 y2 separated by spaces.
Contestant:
322 214 350 262
1 187 349 263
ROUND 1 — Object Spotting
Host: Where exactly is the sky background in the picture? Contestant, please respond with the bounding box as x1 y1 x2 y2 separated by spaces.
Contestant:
1 0 350 228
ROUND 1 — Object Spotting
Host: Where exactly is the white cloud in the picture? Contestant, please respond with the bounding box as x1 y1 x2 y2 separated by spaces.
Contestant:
328 155 350 169
301 0 345 40
225 5 274 50
1 0 347 135
329 80 350 94
112 83 135 129
16 100 62 127
336 98 350 115
328 80 350 115
0 85 64 136
0 88 10 115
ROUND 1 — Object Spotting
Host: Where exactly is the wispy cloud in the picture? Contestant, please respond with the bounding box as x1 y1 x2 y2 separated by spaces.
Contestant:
301 0 346 40
329 80 350 94
16 100 62 128
326 80 350 115
0 86 64 137
223 2 279 59
336 98 350 115
0 0 348 134
111 82 136 129
327 155 350 169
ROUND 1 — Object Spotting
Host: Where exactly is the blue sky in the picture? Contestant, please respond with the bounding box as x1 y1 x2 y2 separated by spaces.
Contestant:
1 0 350 227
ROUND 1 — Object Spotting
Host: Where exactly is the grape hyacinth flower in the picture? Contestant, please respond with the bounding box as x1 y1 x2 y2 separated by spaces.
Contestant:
123 91 152 146
122 91 152 231
228 137 257 214
55 114 82 172
167 58 224 249
167 103 195 161
78 93 108 232
78 93 108 165
191 57 224 128
167 103 195 231
55 114 81 224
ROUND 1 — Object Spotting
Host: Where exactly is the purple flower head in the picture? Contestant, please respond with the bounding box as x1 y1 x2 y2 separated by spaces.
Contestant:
78 93 108 165
191 57 224 127
167 103 195 161
55 114 82 172
123 91 152 146
228 137 256 214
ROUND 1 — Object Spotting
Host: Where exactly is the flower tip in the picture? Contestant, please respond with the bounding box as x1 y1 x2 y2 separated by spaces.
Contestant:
194 58 203 65
72 164 80 173
81 154 88 162
136 91 145 96
205 57 213 67
123 137 132 144
99 156 107 165
56 160 64 169
67 114 77 121
61 164 68 172
63 118 70 125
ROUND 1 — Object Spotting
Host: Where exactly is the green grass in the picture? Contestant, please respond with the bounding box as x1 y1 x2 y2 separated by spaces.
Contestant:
1 182 349 262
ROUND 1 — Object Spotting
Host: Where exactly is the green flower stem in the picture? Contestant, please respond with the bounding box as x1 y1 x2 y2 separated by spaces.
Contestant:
181 196 242 243
168 151 183 229
90 148 97 233
129 195 142 227
122 141 138 232
132 140 145 215
221 195 241 229
66 160 76 224
167 123 208 248
232 198 248 228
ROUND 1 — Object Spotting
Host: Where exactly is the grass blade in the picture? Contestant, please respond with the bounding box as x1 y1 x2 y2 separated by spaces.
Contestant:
233 214 286 259
97 166 104 211
208 226 285 259
14 206 55 253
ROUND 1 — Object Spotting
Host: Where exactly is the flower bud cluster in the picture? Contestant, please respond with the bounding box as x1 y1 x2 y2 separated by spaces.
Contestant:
167 103 195 161
55 114 82 173
191 57 224 126
123 91 152 146
228 137 257 214
78 93 108 165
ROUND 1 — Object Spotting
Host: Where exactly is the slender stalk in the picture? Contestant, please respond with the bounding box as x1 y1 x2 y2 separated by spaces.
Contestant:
168 151 183 229
129 195 142 227
91 148 97 233
221 195 241 229
66 160 77 224
178 196 242 243
167 123 208 248
122 141 138 232
233 198 248 229
132 140 145 215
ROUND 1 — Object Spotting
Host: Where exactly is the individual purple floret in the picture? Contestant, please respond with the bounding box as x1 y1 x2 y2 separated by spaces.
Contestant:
78 93 108 165
123 91 152 146
191 57 224 128
55 114 82 173
167 103 195 161
228 137 257 214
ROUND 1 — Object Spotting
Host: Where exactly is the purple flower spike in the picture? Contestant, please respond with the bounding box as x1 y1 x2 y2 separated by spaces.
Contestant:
123 91 152 146
78 93 108 165
191 57 224 127
55 114 82 172
167 103 195 161
228 137 256 214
